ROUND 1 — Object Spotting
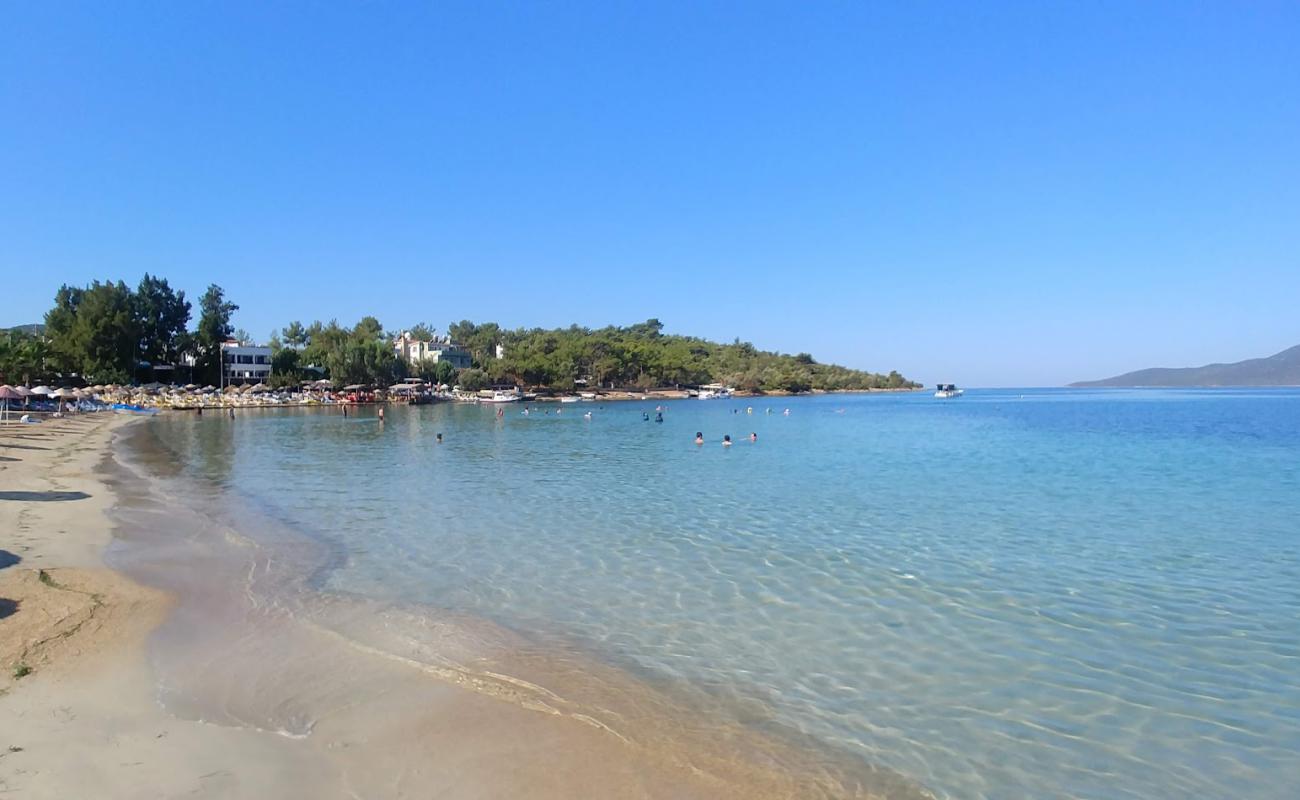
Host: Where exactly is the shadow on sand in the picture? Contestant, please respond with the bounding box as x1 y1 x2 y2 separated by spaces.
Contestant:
0 598 16 620
0 549 19 570
0 490 90 502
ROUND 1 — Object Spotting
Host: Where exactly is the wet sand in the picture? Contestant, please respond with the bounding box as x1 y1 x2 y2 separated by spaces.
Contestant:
0 414 930 799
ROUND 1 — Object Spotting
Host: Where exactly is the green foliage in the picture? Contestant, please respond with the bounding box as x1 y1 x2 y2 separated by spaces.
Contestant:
410 357 459 387
39 277 193 383
407 322 436 341
281 320 308 347
134 274 191 367
195 285 239 384
0 328 48 385
446 319 918 393
269 347 302 388
42 280 139 383
292 317 402 387
456 367 489 391
12 663 31 680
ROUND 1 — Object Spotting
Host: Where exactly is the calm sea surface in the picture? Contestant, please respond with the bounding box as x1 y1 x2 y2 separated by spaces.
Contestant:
148 389 1300 799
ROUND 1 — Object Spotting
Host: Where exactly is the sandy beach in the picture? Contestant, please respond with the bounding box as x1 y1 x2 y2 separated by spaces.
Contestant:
0 414 921 799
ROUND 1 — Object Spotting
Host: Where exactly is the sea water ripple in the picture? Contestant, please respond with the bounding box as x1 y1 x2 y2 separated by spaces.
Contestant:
150 388 1300 799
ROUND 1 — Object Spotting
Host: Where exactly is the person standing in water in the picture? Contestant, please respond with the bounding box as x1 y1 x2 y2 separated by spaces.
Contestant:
694 432 704 445
750 432 757 442
722 435 732 446
435 433 443 443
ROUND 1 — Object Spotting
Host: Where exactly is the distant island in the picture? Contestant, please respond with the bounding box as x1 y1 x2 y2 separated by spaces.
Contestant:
1071 344 1300 387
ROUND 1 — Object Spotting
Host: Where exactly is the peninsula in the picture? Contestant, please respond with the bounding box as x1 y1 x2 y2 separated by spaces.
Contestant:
1071 344 1300 387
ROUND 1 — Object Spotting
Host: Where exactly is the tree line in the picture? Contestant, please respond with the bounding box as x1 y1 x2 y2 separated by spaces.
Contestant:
5 278 918 394
0 277 237 385
445 318 917 393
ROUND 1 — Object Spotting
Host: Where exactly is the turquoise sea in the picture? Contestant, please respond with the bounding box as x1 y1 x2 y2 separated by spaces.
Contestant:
145 389 1300 799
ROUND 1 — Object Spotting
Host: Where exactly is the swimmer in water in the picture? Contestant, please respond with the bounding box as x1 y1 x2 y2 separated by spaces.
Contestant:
643 412 650 421
694 432 704 445
722 435 732 446
783 408 790 416
746 406 753 415
750 432 757 442
435 433 443 443
584 411 592 420
655 411 663 423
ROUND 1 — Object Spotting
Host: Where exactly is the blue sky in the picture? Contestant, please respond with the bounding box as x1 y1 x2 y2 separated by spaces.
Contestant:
2 2 1296 386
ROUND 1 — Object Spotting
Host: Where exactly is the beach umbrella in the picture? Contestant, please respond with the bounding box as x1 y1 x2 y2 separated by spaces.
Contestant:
50 386 76 412
0 385 21 423
30 385 53 396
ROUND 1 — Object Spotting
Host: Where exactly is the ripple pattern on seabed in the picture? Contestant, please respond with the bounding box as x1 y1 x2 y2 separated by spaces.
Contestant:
149 389 1300 800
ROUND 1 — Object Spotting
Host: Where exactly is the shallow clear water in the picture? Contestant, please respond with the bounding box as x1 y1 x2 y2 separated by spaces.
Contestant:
150 389 1300 799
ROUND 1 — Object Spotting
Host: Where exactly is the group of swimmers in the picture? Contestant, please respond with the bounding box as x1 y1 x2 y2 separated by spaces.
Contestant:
695 431 758 446
729 407 791 416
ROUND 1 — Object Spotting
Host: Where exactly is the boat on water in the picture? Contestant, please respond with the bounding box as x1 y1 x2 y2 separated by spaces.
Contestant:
479 390 521 403
934 384 964 399
697 383 734 400
558 396 581 403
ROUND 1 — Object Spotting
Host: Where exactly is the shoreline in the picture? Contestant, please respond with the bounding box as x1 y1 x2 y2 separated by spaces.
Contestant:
1 413 932 799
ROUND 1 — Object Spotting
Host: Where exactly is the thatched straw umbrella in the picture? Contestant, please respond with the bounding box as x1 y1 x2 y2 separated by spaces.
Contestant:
51 386 77 413
0 385 21 423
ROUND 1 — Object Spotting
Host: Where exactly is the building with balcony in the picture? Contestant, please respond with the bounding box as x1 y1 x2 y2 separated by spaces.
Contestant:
393 332 472 370
221 341 272 385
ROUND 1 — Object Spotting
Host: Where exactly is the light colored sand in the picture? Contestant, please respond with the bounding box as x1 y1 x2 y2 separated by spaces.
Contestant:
1 416 341 798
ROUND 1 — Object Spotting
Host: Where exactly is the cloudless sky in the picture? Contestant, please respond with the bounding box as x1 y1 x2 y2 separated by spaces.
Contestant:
2 2 1297 386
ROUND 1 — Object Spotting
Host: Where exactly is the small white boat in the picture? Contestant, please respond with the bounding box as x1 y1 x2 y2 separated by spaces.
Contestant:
697 383 733 400
480 390 521 403
934 384 964 399
558 396 581 403
579 392 597 401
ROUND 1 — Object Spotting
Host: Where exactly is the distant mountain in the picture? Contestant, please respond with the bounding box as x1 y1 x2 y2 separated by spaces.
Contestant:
1071 344 1300 387
1 323 45 336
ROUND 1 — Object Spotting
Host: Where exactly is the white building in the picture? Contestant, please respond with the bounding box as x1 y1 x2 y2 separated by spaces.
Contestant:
394 332 472 370
221 341 272 385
